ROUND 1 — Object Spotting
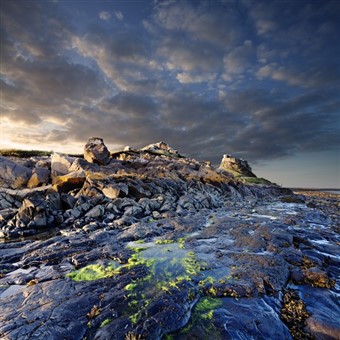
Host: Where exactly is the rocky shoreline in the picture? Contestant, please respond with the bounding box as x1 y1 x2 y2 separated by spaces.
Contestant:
0 140 339 339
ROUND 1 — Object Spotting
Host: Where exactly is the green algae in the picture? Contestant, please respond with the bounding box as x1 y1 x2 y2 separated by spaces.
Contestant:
198 276 215 286
66 262 120 281
169 297 223 339
99 318 111 328
121 241 202 325
125 282 138 291
195 297 222 318
178 237 186 249
134 239 145 244
154 239 174 245
67 241 203 327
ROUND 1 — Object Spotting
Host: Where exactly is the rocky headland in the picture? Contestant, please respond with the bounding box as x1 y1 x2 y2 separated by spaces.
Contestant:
0 139 339 340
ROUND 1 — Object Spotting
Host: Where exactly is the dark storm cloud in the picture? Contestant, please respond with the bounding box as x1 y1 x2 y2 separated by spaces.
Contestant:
219 89 340 162
1 1 69 61
1 56 108 124
1 0 339 169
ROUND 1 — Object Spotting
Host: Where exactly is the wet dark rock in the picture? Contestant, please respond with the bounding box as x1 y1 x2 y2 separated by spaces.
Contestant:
281 194 306 204
61 192 77 209
297 286 340 340
213 297 292 339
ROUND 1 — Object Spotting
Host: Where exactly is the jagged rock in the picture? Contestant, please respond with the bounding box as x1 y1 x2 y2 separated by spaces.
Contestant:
85 205 105 219
51 153 75 177
178 195 196 210
60 193 77 209
0 191 20 210
84 137 110 165
0 208 18 226
46 193 63 213
52 171 86 193
35 158 51 169
124 204 143 218
142 141 180 156
15 196 47 228
219 154 256 177
69 158 100 173
27 167 50 188
101 183 129 199
0 156 32 189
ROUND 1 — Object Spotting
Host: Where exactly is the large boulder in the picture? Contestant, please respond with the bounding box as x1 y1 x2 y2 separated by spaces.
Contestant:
51 153 75 178
0 156 32 189
52 171 86 193
27 167 50 188
84 137 110 165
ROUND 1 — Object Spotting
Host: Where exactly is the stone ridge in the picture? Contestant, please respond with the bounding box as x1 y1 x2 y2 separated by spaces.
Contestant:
0 139 289 238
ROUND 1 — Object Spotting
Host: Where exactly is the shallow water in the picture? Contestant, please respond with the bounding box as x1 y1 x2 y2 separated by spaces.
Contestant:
126 241 200 296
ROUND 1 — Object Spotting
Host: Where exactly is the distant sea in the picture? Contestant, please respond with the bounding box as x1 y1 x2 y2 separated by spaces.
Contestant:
291 188 340 195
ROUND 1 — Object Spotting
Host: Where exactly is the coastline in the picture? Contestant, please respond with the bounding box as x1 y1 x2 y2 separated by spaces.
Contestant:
291 188 340 194
294 190 340 198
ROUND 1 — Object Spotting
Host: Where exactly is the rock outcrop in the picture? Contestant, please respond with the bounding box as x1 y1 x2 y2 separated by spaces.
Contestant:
219 154 256 177
141 141 180 156
84 137 110 165
0 141 289 238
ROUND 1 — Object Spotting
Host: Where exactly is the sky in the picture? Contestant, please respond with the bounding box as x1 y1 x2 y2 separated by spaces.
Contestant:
1 0 339 188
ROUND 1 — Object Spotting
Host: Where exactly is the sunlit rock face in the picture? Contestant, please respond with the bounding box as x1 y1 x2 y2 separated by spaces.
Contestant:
84 137 110 165
51 153 75 178
0 156 32 189
141 141 180 156
219 154 257 177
